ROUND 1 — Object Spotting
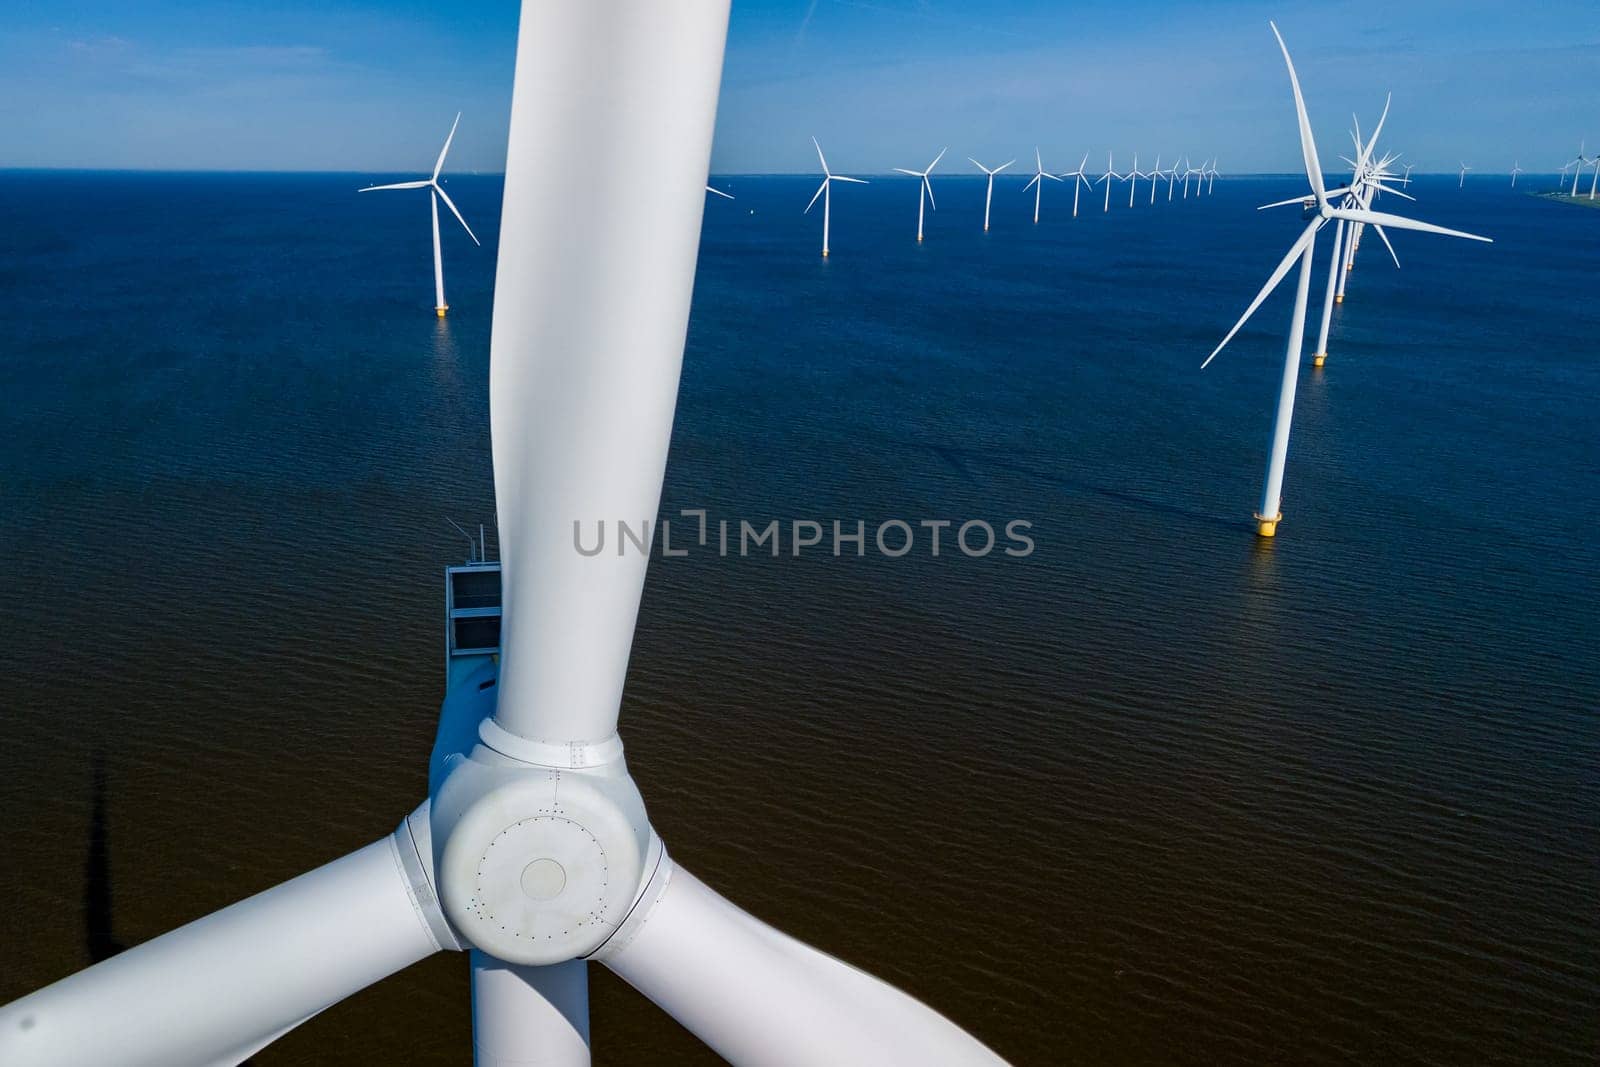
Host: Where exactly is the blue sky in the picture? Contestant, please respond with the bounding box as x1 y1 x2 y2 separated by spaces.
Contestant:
3 1 1596 173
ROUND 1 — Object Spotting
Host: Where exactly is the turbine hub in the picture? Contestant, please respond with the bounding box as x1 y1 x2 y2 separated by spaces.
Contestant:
430 748 655 965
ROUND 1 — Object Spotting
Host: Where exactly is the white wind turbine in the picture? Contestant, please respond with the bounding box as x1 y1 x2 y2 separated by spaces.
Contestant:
360 113 481 317
805 137 867 257
1059 152 1093 217
1509 162 1524 188
1022 147 1063 223
1203 23 1489 539
1096 151 1123 212
0 6 1010 1067
1205 159 1220 194
1165 156 1180 202
1458 161 1471 188
1587 156 1600 200
1126 152 1148 207
1149 154 1165 204
969 156 1015 231
1402 162 1415 186
893 147 947 242
1566 142 1588 195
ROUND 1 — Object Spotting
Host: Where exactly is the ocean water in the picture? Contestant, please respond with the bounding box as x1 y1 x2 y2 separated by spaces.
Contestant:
0 168 1596 1065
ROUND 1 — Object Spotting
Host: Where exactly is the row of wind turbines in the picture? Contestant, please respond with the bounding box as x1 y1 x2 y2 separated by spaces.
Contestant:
808 142 1221 255
1205 23 1491 539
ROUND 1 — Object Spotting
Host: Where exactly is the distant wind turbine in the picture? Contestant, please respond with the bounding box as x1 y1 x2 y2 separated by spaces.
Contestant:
805 137 867 257
1402 163 1415 186
359 113 481 318
1096 152 1123 212
1458 161 1471 188
1058 153 1092 217
968 156 1014 231
1022 148 1063 224
893 147 947 242
1508 162 1523 188
1204 24 1490 539
1126 153 1147 208
1566 142 1588 196
1149 154 1165 205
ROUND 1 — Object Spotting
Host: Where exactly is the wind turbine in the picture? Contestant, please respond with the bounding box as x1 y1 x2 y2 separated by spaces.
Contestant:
359 113 481 318
1588 157 1600 200
1566 142 1588 195
1204 23 1489 539
1509 162 1524 188
893 147 947 242
1149 154 1164 205
1059 152 1092 217
1402 162 1415 186
1205 160 1220 194
969 156 1015 231
1165 156 1180 202
1096 151 1123 212
0 6 1010 1066
805 137 867 257
1126 152 1147 208
1458 161 1471 188
1022 147 1063 223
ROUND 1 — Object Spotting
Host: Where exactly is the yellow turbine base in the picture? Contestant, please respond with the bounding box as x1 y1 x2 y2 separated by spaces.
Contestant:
1313 353 1326 368
821 249 829 257
1254 513 1282 538
1334 294 1344 304
1345 263 1354 272
435 306 448 318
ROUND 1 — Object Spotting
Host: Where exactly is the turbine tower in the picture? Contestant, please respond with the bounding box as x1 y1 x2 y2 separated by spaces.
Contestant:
893 147 947 242
1509 162 1523 188
969 156 1015 231
1458 161 1471 188
0 6 1010 1066
1203 23 1489 539
1022 147 1063 224
805 137 867 257
359 113 481 318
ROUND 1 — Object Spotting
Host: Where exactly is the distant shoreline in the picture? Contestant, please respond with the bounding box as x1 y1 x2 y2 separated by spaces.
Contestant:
1531 190 1600 209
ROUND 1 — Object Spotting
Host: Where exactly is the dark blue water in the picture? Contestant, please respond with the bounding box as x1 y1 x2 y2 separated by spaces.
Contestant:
1 169 1596 1065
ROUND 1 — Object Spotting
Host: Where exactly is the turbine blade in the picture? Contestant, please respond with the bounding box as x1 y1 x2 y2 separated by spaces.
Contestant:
813 136 829 175
1257 194 1316 211
433 112 462 181
1046 172 1063 181
0 828 443 1066
927 146 947 172
891 168 920 176
995 159 1015 172
434 184 481 245
967 157 990 174
599 860 1005 1067
1203 220 1321 368
1372 224 1401 269
705 185 735 199
1331 206 1492 243
359 180 432 191
1025 174 1040 191
832 176 868 184
1270 22 1326 204
804 178 827 213
1364 92 1391 164
923 174 936 210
